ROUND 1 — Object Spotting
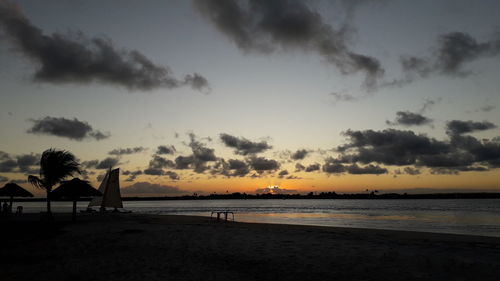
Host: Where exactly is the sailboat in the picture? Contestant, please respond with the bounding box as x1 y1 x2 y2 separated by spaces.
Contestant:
88 168 124 211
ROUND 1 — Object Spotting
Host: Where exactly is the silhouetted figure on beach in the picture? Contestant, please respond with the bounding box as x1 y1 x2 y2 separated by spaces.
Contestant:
28 149 81 217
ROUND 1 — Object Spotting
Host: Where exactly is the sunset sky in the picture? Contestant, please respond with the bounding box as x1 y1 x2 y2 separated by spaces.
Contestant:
1 0 500 196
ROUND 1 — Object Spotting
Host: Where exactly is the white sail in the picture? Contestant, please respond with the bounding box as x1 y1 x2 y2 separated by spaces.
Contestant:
102 168 123 208
88 168 123 208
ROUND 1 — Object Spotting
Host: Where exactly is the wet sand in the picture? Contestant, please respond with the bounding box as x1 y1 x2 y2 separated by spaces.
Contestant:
2 213 500 281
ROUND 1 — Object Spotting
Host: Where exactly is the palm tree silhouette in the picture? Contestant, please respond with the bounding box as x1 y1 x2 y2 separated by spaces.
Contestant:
28 149 81 216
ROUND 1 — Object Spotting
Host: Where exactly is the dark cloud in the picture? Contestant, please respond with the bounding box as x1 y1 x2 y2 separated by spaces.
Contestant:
122 170 142 182
15 153 40 173
0 1 209 91
220 133 272 155
212 159 251 177
294 163 306 172
346 163 387 175
27 116 110 141
305 163 320 172
189 134 217 162
144 155 175 176
121 182 186 195
278 170 289 178
332 126 500 174
337 129 450 166
174 155 196 170
0 151 39 174
446 120 496 136
96 157 120 169
85 157 120 170
255 185 297 194
247 156 280 172
108 147 145 155
386 111 432 127
291 149 309 160
165 171 180 181
170 134 218 174
322 159 346 174
194 0 383 88
389 32 500 86
156 145 176 155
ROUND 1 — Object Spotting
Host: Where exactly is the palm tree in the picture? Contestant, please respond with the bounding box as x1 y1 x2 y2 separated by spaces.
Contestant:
28 149 81 215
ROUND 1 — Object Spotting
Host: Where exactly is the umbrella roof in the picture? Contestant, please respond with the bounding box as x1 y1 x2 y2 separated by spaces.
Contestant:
51 178 102 199
0 183 34 197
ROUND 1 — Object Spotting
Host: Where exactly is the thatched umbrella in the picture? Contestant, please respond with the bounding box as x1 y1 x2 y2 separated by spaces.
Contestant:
51 178 101 221
0 183 34 212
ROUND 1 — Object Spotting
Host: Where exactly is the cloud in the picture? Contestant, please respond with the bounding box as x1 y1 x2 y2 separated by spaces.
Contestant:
419 98 442 113
0 0 209 91
337 129 449 166
211 158 250 177
171 133 218 174
345 163 387 175
27 116 110 141
295 163 306 172
446 120 496 136
255 185 297 194
386 111 432 126
278 170 289 178
122 170 143 182
247 156 280 172
389 32 500 86
0 151 39 174
84 157 119 170
220 133 272 155
143 155 175 176
331 126 500 173
305 163 320 172
156 145 176 155
95 157 120 169
477 105 496 113
330 92 358 104
194 0 383 88
164 171 180 180
15 153 40 173
108 147 145 155
121 182 186 195
291 149 309 160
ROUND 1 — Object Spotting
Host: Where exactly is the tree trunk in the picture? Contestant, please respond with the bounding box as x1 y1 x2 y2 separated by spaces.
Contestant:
72 200 77 222
46 187 52 218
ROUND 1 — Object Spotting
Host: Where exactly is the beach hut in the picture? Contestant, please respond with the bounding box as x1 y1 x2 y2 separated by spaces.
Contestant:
51 178 101 221
0 183 34 213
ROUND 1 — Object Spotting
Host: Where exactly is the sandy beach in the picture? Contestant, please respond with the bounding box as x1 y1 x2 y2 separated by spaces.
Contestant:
2 213 500 281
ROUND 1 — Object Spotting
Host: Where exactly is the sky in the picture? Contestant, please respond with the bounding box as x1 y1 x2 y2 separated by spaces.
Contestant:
1 0 500 196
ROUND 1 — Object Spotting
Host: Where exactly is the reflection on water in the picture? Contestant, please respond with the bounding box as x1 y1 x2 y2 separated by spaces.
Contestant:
14 199 500 237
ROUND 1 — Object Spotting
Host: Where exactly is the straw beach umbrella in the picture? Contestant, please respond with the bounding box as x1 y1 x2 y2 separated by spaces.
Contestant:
0 183 34 212
51 178 101 221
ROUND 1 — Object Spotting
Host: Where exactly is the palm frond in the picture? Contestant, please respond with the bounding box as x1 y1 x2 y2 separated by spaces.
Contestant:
40 148 81 187
28 175 45 189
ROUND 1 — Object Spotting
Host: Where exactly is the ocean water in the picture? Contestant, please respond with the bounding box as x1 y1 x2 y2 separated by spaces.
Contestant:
13 199 500 237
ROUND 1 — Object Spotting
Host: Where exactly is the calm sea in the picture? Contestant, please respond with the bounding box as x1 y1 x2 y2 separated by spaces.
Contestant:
14 199 500 237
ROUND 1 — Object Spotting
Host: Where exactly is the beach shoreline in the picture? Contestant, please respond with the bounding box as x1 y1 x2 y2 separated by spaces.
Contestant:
2 213 500 280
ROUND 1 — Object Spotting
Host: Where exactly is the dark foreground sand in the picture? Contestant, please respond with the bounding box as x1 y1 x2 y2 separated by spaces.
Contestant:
2 213 500 281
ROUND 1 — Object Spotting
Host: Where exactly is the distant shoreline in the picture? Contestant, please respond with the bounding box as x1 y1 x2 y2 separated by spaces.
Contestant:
10 192 500 201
